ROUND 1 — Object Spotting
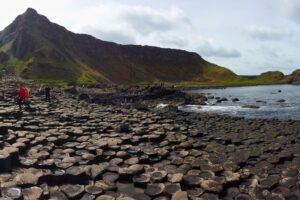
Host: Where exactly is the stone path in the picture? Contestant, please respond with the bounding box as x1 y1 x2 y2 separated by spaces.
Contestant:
0 80 300 200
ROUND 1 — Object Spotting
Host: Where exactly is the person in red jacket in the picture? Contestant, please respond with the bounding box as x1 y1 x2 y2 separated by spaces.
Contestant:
17 84 30 110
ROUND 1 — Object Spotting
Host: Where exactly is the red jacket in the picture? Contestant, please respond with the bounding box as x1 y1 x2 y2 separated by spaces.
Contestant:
18 86 29 100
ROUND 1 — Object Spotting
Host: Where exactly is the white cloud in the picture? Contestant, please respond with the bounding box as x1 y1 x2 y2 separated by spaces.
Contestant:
267 0 300 24
197 40 241 58
244 25 291 41
74 2 240 59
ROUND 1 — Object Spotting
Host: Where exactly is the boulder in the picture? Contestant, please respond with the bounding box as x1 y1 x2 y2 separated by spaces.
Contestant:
242 105 260 109
78 93 90 101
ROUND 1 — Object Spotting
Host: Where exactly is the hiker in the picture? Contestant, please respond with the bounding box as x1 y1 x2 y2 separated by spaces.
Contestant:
44 86 51 102
17 84 30 110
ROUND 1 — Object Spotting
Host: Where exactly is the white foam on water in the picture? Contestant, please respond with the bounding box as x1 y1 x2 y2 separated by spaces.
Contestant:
156 103 169 109
179 104 298 114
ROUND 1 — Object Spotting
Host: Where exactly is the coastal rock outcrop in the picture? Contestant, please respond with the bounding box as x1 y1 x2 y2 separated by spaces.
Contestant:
0 77 299 199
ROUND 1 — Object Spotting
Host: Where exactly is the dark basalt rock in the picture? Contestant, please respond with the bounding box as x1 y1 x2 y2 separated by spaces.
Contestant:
277 99 286 103
50 191 68 200
145 183 165 197
22 186 43 200
163 184 181 197
171 190 188 200
78 93 90 101
133 174 150 187
182 175 202 187
0 79 299 200
103 172 119 183
232 98 239 102
95 195 116 200
85 185 103 195
80 193 96 200
116 123 130 133
61 184 85 199
242 105 260 109
1 187 22 200
259 175 280 189
200 180 223 193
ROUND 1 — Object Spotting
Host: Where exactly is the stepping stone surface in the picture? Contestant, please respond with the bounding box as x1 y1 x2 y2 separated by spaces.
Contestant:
0 79 299 199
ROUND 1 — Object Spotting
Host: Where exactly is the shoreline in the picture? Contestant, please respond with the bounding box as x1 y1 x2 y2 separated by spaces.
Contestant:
178 83 298 90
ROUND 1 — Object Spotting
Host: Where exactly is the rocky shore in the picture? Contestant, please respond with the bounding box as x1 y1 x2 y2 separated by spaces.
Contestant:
0 79 299 200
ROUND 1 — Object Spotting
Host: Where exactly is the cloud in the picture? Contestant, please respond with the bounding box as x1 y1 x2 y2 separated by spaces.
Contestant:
83 26 136 45
120 6 191 35
78 4 193 46
77 2 240 59
197 40 241 58
244 25 290 41
280 0 300 24
288 1 300 24
268 0 300 24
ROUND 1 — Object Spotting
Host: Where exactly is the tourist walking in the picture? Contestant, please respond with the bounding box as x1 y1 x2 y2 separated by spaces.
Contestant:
45 86 51 102
17 84 30 111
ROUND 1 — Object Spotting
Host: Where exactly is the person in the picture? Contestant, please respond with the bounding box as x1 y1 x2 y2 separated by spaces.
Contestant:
44 86 51 102
17 84 30 110
38 85 45 95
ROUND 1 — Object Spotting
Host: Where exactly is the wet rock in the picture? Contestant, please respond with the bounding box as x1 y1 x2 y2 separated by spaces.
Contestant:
199 193 219 200
242 105 260 109
171 190 188 200
80 193 96 200
277 99 286 103
279 177 298 188
116 197 135 200
85 165 104 179
163 184 181 197
118 164 144 180
167 173 183 183
95 180 117 191
223 171 240 183
235 194 252 200
61 184 85 199
15 173 39 187
232 98 239 102
78 93 90 101
22 186 43 200
182 175 202 187
186 187 204 198
116 124 130 133
133 173 151 187
259 175 280 189
96 195 116 200
85 185 103 195
0 150 11 172
1 187 22 200
151 170 167 182
132 102 149 111
66 166 89 183
145 183 165 197
200 180 223 193
50 191 68 200
103 172 119 183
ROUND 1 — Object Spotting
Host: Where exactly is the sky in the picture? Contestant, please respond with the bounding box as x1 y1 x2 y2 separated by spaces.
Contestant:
0 0 300 75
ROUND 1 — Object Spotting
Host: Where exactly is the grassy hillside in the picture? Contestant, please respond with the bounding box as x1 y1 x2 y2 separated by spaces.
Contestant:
0 8 239 85
0 8 298 87
170 70 300 88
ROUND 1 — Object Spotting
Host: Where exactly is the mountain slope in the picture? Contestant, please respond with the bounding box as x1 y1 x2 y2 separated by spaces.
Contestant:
0 8 238 84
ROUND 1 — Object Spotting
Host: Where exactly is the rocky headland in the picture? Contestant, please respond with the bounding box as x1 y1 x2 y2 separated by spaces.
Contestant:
0 78 299 200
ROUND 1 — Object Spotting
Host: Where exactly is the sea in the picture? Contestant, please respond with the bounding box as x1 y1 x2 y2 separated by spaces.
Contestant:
178 85 300 120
